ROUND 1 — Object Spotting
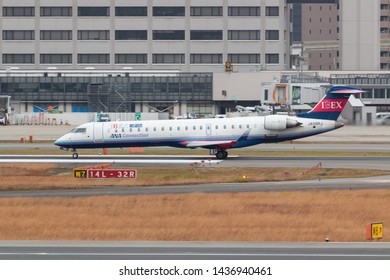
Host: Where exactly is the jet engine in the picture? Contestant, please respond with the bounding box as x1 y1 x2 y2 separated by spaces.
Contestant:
264 115 301 131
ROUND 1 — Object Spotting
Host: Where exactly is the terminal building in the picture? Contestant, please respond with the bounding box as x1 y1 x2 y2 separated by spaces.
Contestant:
0 0 288 72
0 1 390 125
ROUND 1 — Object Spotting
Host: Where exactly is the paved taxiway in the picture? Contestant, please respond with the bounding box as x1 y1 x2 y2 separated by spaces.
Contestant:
0 241 389 260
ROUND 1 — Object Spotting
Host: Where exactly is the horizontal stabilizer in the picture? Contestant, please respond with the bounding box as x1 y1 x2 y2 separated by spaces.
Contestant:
331 89 364 94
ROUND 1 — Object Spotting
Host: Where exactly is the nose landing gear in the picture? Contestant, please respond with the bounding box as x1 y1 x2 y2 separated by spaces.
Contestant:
72 149 79 159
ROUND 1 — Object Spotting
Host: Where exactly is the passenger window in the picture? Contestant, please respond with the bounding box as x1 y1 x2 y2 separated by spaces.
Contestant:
232 125 235 129
239 124 242 129
145 127 149 132
193 126 196 130
224 125 226 129
153 127 156 132
185 126 188 130
138 128 141 132
215 125 218 129
247 124 250 129
200 126 203 130
161 127 164 131
169 127 172 131
177 126 180 131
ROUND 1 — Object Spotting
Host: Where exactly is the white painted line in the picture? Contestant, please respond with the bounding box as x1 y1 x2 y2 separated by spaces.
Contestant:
0 159 222 165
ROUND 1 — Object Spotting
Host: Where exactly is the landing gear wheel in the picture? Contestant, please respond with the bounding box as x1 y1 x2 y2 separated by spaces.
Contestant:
72 152 79 159
215 150 228 160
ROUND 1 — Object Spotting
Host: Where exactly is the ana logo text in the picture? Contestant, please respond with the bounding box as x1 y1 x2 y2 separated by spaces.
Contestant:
110 133 122 138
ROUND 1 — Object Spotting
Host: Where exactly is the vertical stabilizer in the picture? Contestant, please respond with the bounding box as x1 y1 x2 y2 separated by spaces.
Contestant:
297 86 363 120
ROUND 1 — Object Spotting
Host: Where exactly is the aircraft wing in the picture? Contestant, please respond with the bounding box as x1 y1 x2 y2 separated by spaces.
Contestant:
182 140 237 149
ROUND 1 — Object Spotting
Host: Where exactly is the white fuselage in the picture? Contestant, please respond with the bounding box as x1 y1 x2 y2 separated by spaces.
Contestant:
54 115 339 150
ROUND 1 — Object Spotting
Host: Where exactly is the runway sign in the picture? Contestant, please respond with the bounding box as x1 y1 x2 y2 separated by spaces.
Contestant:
366 222 383 240
88 169 137 179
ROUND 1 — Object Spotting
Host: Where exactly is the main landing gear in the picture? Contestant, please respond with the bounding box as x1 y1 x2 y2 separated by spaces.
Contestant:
215 149 228 160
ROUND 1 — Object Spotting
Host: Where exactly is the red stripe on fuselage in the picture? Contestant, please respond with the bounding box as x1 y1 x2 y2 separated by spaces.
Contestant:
311 99 348 112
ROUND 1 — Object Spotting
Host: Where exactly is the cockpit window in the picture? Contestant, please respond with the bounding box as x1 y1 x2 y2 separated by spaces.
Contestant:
73 128 87 133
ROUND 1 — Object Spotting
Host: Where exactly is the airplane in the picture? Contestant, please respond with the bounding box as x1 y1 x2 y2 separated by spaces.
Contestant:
54 85 363 159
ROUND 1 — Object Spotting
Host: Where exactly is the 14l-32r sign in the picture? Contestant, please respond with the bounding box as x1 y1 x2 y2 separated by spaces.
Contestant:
88 169 137 179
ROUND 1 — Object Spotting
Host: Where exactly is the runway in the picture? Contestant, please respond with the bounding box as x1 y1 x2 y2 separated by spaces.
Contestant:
0 154 223 166
1 154 390 169
0 241 389 260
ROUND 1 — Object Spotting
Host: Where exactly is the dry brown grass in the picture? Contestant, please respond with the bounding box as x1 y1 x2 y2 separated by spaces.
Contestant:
0 190 388 242
0 163 389 241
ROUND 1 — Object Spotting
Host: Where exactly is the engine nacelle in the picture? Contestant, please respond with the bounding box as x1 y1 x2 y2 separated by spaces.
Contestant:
264 115 301 131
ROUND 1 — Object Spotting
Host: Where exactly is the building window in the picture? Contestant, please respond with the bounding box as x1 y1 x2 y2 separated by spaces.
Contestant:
40 54 72 64
190 54 222 64
190 30 222 40
40 30 72 40
264 89 269 100
40 7 72 16
3 7 35 16
265 6 279 16
265 53 279 64
153 6 185 16
115 30 147 40
265 30 279 40
361 90 373 99
228 6 260 16
153 30 185 40
115 7 147 16
187 103 213 115
3 30 34 40
374 88 386 98
228 30 260 40
228 54 260 64
77 54 109 64
3 54 34 64
190 6 222 16
78 30 110 40
78 7 109 16
152 54 185 64
115 54 147 64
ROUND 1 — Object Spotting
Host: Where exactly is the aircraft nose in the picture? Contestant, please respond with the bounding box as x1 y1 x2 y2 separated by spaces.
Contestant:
54 135 68 146
54 137 61 146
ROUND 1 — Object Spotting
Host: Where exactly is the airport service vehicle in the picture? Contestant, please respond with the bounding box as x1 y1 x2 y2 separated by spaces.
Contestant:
376 112 390 125
55 86 363 159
